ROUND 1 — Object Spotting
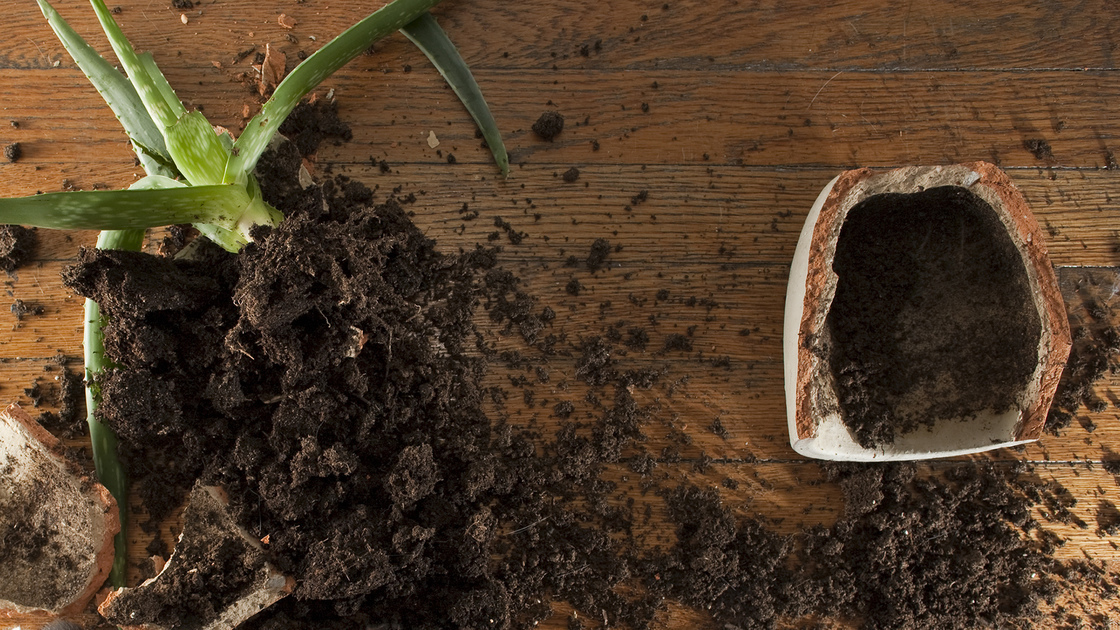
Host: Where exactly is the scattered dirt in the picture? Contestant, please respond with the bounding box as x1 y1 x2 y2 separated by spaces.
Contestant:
827 186 1041 448
1024 138 1054 160
10 299 43 321
562 167 580 182
1098 500 1120 537
30 360 86 440
532 111 565 141
1046 268 1120 434
0 225 36 273
52 105 1120 629
585 237 613 272
4 142 21 163
645 461 1116 630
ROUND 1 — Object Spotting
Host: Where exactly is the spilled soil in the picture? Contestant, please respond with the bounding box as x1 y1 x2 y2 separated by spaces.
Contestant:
55 109 1119 628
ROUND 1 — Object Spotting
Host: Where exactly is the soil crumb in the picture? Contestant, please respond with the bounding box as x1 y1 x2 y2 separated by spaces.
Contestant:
4 142 21 163
827 186 1041 448
586 237 612 271
10 299 43 321
1024 138 1054 160
532 111 565 141
0 224 36 272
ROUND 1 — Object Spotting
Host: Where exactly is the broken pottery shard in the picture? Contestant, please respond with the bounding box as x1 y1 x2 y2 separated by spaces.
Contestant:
784 163 1070 461
0 403 119 617
99 484 292 630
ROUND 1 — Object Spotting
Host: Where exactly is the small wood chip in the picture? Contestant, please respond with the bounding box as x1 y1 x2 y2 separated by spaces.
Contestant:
427 130 440 148
277 13 297 29
180 13 188 24
259 43 287 96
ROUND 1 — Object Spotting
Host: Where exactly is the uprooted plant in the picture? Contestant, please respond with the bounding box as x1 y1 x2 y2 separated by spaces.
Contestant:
3 0 507 588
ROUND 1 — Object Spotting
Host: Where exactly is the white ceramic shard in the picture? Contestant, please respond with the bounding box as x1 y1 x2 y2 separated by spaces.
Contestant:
784 163 1070 461
99 484 293 630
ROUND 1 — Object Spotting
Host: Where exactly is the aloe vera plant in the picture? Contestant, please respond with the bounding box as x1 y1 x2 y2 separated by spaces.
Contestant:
12 0 507 587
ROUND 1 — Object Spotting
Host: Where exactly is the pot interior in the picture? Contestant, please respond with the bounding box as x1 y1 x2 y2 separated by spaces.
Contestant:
824 185 1042 449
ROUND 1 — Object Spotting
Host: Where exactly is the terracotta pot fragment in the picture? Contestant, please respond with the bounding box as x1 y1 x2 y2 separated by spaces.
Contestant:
784 163 1071 460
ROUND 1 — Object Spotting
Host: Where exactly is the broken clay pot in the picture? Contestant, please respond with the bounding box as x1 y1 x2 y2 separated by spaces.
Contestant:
99 484 293 630
0 403 120 618
784 163 1071 461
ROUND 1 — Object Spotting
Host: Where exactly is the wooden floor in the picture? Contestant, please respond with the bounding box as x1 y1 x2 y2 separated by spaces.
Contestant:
3 0 1120 627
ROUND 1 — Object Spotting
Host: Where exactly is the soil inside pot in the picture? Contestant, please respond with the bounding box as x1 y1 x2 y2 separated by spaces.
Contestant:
826 185 1041 448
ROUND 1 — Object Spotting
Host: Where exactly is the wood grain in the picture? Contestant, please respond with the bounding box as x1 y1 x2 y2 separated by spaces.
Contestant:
3 0 1120 72
2 0 1120 628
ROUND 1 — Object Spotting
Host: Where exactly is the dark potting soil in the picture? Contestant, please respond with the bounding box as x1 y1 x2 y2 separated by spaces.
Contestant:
0 224 36 272
826 185 1041 448
65 145 663 628
532 111 564 141
1045 268 1120 434
4 141 21 163
57 108 1118 628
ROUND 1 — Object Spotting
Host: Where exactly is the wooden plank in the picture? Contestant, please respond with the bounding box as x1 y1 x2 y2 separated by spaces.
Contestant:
3 160 1120 268
2 0 1119 72
2 66 1120 170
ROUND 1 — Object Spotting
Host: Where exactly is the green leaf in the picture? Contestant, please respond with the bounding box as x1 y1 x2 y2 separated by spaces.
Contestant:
36 0 174 177
402 13 508 176
165 111 231 185
139 52 189 123
84 228 142 588
129 174 187 190
88 0 183 130
229 0 445 178
0 185 251 231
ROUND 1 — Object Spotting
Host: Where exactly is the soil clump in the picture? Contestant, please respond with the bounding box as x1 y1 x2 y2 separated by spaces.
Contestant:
532 111 564 141
0 224 36 272
826 186 1041 448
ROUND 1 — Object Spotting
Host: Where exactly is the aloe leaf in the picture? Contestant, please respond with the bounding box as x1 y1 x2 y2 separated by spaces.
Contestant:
88 0 182 129
129 174 187 190
0 185 251 231
84 228 143 587
165 111 230 186
229 0 444 179
139 52 189 123
35 0 174 177
401 13 508 176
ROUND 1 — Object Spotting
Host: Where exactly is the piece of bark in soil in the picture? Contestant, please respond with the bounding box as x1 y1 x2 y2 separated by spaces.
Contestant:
99 484 293 630
0 403 119 617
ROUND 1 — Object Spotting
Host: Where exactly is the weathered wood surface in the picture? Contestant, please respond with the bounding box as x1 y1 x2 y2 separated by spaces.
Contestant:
2 0 1120 627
